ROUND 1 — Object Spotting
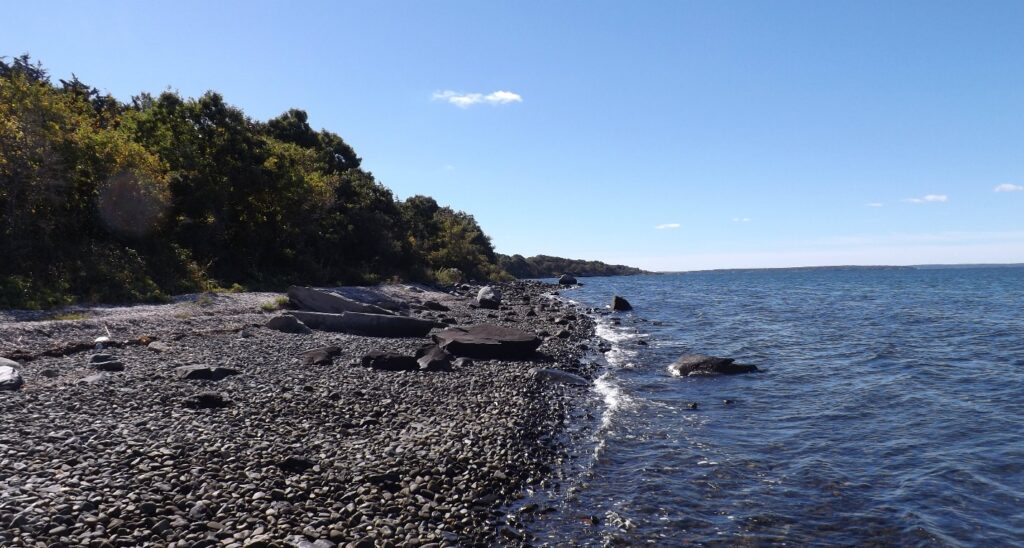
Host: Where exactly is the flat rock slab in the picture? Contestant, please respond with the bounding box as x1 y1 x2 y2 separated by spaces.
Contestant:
668 354 758 376
434 325 542 360
287 286 395 315
176 365 241 381
287 311 440 338
1 360 24 391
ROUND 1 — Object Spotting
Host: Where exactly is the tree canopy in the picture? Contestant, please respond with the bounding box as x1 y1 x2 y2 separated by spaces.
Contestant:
0 56 506 308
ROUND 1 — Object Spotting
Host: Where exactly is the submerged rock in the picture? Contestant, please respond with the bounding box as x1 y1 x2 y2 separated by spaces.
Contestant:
611 295 632 311
476 286 502 309
668 354 758 376
434 324 542 359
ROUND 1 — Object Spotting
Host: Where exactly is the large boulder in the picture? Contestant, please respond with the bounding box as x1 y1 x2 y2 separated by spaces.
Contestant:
286 311 441 337
434 325 542 360
558 274 577 285
0 358 24 391
360 351 419 372
611 295 632 311
288 286 395 315
266 315 312 334
668 354 758 376
476 286 502 309
176 365 241 381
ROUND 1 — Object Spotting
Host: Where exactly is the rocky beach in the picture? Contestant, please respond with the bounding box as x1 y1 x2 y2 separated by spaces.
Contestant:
0 281 598 547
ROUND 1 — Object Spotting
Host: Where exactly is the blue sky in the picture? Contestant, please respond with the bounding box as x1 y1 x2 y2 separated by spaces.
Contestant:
5 1 1023 270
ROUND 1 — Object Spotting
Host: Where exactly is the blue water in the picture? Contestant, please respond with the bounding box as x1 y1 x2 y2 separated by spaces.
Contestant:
530 267 1024 546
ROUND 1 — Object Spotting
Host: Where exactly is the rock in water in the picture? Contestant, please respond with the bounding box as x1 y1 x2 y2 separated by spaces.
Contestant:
184 391 230 409
266 315 313 334
434 325 542 360
529 367 589 386
415 345 452 371
0 358 24 391
175 365 241 381
300 346 343 365
476 286 502 309
360 351 419 372
611 295 632 311
558 274 577 285
287 311 440 337
668 354 758 376
287 286 394 315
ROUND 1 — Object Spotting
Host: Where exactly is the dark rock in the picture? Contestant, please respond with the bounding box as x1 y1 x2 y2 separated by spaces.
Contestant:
93 360 125 372
637 340 648 346
286 311 440 337
175 365 240 381
558 274 577 285
422 300 449 312
555 329 571 339
433 324 542 359
287 286 394 315
89 353 115 364
668 354 758 376
183 391 230 409
360 351 419 372
452 357 474 368
415 345 452 371
476 286 502 309
612 296 632 311
530 368 588 386
686 402 699 410
300 346 342 366
266 315 312 334
723 399 735 405
0 359 24 391
278 456 315 474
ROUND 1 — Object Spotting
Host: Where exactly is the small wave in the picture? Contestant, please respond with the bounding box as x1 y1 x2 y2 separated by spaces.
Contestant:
593 372 632 430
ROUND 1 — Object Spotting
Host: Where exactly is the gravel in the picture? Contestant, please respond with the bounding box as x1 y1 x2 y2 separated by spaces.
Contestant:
0 281 596 547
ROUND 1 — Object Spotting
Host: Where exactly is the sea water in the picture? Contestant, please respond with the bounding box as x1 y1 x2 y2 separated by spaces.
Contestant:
527 267 1024 546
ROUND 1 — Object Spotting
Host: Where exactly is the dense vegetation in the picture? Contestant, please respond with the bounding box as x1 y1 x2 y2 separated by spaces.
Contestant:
0 55 506 308
497 254 647 279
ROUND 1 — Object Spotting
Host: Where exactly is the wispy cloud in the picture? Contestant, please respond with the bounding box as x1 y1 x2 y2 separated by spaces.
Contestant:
994 183 1023 193
732 217 751 222
432 90 523 108
904 194 948 204
655 223 680 230
866 202 884 208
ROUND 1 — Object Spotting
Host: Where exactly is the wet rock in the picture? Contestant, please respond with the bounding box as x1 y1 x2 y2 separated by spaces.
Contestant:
360 351 418 372
183 391 230 409
434 324 542 359
300 346 343 366
175 365 241 381
476 286 501 309
668 354 758 376
0 359 24 391
266 314 313 334
612 295 632 311
558 274 577 285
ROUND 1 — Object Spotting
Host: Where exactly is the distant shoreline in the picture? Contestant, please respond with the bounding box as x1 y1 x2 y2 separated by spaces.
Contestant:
656 263 1024 275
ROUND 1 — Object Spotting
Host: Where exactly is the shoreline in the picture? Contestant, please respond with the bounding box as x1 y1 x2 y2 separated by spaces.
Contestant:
0 281 597 546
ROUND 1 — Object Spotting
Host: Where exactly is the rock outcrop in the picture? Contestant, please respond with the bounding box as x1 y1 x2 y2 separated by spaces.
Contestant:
611 295 632 311
668 354 758 376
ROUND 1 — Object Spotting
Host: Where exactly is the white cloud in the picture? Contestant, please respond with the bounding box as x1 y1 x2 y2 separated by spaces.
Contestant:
655 223 680 230
904 194 948 204
732 217 751 222
994 183 1023 193
432 90 523 108
866 202 884 208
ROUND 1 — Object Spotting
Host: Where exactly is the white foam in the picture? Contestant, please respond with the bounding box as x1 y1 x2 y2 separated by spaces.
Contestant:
593 372 632 430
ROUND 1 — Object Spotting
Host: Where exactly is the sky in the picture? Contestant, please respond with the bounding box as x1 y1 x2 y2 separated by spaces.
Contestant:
4 0 1023 271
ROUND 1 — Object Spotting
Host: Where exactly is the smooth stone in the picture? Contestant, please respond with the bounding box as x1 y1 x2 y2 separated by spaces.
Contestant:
266 315 313 334
0 360 24 391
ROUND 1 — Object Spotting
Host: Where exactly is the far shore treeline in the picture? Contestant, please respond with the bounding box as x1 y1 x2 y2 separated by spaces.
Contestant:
0 56 640 309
